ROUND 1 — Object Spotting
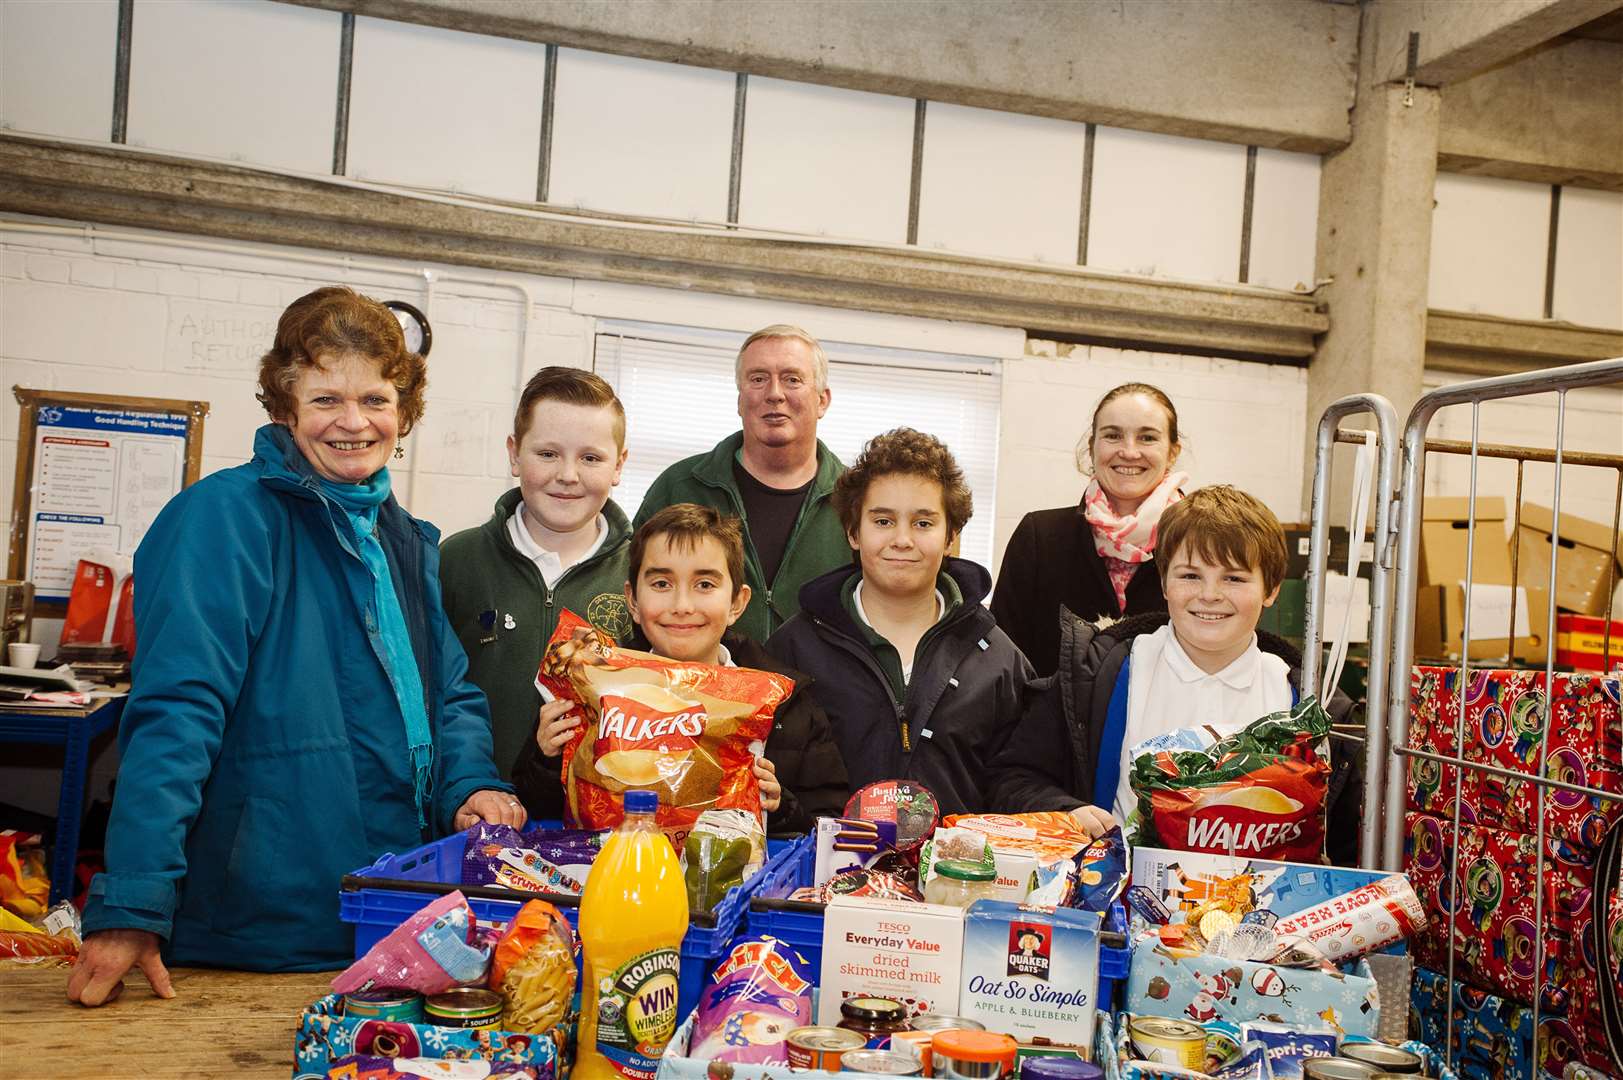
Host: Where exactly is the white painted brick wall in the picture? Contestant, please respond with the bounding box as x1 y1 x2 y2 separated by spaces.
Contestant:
996 341 1311 573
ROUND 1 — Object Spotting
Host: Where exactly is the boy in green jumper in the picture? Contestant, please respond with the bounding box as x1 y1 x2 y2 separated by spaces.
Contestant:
441 367 635 780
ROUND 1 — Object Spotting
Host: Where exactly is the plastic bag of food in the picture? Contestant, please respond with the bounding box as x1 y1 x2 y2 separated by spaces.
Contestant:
684 809 766 916
537 610 788 846
488 900 577 1034
462 821 604 896
0 829 49 920
1129 697 1333 863
690 934 815 1066
332 891 490 995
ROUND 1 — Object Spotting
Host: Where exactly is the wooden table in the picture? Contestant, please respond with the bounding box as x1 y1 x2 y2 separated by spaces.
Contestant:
1 966 332 1077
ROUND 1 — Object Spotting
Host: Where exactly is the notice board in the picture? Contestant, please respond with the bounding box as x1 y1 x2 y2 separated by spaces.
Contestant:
8 389 208 610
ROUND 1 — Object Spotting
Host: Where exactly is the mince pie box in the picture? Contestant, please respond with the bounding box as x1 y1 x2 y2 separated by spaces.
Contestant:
957 900 1101 1049
816 895 964 1024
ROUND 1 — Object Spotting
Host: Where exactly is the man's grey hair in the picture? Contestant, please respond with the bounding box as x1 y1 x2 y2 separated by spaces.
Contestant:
735 324 829 392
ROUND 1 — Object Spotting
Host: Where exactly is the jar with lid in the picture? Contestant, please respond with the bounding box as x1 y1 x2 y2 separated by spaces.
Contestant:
930 1029 1018 1080
839 997 911 1048
924 860 997 908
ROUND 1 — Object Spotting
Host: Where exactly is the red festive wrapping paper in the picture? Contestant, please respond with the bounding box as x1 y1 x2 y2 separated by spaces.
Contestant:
1403 667 1623 1076
1406 667 1623 847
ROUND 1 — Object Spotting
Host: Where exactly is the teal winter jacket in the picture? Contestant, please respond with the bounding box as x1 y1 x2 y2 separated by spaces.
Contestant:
80 425 510 971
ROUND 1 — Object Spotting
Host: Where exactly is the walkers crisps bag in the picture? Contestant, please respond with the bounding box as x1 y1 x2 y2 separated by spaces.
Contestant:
1129 697 1332 862
537 610 787 846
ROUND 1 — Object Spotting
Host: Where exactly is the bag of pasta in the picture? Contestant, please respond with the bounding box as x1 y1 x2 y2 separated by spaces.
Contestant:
537 610 789 846
489 900 577 1034
1129 696 1332 863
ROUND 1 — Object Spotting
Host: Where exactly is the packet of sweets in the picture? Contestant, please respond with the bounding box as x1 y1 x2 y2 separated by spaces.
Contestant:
691 934 815 1066
1129 697 1332 863
332 891 490 995
537 610 788 847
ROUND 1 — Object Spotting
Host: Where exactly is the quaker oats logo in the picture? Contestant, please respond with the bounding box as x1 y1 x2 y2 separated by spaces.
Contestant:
586 592 632 640
1006 921 1051 980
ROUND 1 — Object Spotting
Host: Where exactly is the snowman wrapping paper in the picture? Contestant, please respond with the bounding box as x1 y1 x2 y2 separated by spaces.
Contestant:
1125 948 1382 1038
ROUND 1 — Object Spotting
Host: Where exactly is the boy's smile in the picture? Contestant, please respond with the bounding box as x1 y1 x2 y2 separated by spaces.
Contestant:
1164 543 1279 674
626 534 750 665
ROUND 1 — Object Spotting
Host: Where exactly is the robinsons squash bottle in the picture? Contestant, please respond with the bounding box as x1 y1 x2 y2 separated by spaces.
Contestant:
576 789 688 1080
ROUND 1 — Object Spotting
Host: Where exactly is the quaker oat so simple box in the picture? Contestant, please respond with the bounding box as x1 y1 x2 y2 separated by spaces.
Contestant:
957 900 1102 1049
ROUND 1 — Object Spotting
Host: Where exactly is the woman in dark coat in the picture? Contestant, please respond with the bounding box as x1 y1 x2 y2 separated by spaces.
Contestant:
991 383 1186 677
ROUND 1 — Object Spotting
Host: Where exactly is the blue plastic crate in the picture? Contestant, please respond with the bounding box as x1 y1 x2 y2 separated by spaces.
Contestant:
745 834 1132 1008
338 827 793 1022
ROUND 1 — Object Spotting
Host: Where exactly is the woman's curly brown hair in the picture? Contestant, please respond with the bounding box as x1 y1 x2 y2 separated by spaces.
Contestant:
256 286 428 434
832 427 974 539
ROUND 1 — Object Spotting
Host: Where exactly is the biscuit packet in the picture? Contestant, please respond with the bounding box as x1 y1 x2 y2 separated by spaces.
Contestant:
1128 697 1333 863
536 610 788 847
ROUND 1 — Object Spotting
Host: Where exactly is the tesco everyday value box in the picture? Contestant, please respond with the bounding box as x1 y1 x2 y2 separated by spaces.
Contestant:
957 900 1102 1049
817 895 965 1023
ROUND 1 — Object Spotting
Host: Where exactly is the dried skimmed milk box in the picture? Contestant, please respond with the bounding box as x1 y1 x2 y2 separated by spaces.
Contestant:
817 895 965 1024
957 900 1102 1048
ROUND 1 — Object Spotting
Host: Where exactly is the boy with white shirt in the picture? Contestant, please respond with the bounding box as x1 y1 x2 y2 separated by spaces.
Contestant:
990 485 1361 864
440 367 634 780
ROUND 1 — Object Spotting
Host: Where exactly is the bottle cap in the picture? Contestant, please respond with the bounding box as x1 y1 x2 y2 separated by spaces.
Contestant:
1020 1058 1104 1080
624 790 659 814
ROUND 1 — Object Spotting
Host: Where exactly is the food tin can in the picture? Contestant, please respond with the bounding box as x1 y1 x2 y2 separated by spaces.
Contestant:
787 1027 868 1072
424 987 503 1029
343 988 424 1022
1335 1044 1424 1074
913 1015 987 1033
843 1050 926 1075
892 1031 935 1076
1302 1059 1382 1080
1127 1017 1206 1070
932 1029 1018 1080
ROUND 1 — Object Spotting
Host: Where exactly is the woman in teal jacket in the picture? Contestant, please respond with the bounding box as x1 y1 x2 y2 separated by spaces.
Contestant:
68 287 523 1006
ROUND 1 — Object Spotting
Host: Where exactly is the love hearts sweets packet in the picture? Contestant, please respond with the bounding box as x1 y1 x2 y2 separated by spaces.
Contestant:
536 610 790 847
1129 697 1333 863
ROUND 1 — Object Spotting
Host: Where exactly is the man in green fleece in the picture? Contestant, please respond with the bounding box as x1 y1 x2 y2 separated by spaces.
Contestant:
441 367 635 780
635 324 848 642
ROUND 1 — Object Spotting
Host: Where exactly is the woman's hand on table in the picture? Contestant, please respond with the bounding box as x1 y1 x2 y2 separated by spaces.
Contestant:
454 789 528 831
534 698 582 758
1068 803 1117 839
753 756 782 813
67 928 174 1007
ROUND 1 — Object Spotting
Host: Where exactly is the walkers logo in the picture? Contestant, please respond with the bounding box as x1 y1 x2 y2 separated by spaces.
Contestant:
1006 921 1051 980
1147 770 1323 862
594 683 708 787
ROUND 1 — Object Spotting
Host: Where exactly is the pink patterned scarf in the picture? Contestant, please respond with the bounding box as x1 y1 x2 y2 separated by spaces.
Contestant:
1083 470 1189 564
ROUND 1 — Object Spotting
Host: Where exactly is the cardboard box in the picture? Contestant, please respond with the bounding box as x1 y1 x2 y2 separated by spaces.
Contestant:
1126 949 1381 1038
1556 612 1623 673
1283 525 1374 581
958 900 1102 1049
1513 502 1623 616
1412 582 1550 665
1420 496 1513 587
1130 847 1400 924
817 895 965 1023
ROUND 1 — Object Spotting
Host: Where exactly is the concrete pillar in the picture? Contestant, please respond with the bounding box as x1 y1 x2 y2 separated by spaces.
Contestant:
1306 78 1440 518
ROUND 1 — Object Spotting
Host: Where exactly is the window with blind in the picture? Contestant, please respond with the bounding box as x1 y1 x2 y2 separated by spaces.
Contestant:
594 322 1003 572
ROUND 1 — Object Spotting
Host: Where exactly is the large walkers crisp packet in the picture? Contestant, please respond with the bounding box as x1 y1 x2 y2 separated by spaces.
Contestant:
537 610 789 845
1129 698 1332 862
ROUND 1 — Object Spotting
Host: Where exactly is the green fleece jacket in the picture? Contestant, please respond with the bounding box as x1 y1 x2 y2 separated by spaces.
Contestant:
634 431 848 642
440 488 633 779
